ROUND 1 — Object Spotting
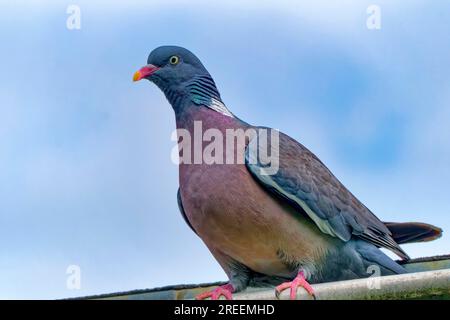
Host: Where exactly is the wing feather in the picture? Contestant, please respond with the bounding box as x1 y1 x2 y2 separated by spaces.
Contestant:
245 128 409 260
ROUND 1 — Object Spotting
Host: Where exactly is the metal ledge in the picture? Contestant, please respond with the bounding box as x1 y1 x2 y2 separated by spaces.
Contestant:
76 254 450 300
235 269 450 300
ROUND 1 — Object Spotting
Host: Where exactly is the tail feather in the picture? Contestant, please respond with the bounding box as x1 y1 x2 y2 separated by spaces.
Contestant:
384 222 443 245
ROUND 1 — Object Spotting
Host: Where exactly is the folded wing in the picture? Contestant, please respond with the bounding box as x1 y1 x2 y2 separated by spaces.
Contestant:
245 128 409 260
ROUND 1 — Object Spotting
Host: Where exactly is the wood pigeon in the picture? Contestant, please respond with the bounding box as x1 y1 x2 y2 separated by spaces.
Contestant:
133 46 442 300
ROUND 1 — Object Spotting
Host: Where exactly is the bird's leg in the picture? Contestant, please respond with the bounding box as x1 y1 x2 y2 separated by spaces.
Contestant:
195 283 235 300
275 271 316 300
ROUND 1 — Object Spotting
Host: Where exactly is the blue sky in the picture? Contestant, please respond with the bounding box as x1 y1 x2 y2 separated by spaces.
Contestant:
0 0 449 299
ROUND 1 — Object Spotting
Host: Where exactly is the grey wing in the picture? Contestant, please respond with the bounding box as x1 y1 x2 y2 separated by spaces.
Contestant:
177 188 197 235
245 128 409 260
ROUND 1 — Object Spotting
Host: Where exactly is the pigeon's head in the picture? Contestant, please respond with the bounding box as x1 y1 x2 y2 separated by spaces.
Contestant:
133 46 209 84
133 46 230 115
134 46 218 101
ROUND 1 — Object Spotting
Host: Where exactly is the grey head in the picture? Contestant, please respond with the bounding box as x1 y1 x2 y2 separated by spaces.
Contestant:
133 45 233 117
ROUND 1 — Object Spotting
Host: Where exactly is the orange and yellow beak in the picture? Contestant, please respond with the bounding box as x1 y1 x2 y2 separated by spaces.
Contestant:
133 64 160 82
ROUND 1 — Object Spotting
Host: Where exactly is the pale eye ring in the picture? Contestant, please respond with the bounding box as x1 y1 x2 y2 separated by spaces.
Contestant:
169 55 180 65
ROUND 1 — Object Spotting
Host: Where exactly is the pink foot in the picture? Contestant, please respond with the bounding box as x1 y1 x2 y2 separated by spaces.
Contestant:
275 271 316 300
195 283 234 300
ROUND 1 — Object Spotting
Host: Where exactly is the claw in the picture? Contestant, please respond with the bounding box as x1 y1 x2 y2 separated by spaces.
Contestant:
195 283 234 300
275 271 316 300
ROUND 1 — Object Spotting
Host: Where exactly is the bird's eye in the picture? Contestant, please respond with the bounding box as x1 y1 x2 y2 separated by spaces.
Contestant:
169 55 180 65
